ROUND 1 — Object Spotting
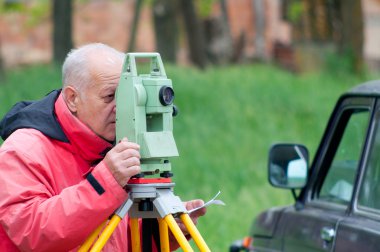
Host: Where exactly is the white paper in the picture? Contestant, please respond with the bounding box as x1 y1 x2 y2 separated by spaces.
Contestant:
188 191 225 214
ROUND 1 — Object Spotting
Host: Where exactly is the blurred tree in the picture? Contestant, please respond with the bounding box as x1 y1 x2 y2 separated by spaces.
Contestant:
0 38 5 83
0 0 26 82
253 0 267 61
148 0 233 67
219 0 233 62
203 0 233 64
179 0 207 69
128 0 143 52
304 0 331 41
153 0 178 63
52 0 73 64
285 0 364 74
288 0 334 42
336 0 364 73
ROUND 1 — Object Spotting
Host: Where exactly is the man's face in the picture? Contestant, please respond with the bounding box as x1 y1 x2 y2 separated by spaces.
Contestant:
75 55 123 142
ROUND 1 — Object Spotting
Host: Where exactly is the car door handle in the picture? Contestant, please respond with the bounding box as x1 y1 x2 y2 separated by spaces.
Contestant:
321 227 335 242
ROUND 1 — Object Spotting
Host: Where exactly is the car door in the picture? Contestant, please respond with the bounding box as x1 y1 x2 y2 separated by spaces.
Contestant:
279 96 374 252
333 97 380 251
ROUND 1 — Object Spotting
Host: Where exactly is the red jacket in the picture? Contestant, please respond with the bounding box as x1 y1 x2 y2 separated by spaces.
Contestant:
0 92 132 251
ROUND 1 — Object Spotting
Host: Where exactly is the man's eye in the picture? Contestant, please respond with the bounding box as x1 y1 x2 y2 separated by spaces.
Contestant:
104 94 115 102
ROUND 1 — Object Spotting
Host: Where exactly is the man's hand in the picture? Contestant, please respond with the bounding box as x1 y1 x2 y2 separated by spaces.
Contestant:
169 200 207 250
103 137 141 187
184 199 207 225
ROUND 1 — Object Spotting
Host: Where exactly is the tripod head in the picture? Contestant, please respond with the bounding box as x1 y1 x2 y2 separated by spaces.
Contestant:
116 53 179 177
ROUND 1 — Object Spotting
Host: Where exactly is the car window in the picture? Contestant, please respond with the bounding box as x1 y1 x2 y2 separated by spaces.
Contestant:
358 110 380 210
319 109 370 205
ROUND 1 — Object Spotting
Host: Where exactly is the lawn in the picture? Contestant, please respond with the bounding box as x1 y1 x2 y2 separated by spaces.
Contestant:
0 62 376 251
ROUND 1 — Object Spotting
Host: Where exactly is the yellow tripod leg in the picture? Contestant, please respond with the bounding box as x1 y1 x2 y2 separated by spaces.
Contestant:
78 220 107 252
164 214 194 252
158 218 170 252
130 218 141 252
89 214 122 252
180 213 211 252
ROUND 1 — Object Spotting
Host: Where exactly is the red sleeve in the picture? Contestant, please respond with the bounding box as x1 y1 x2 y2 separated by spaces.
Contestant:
0 148 128 252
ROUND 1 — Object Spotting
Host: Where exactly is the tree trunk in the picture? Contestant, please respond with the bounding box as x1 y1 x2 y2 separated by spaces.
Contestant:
309 0 330 42
203 0 233 64
253 0 266 60
128 0 143 52
52 0 73 64
339 0 364 73
0 38 5 83
153 0 178 63
179 0 207 69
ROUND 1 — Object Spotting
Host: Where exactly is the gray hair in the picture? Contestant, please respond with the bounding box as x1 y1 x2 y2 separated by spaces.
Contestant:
62 43 125 92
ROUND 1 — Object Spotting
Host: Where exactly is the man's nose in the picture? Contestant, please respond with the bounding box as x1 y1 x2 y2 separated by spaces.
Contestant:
111 99 117 113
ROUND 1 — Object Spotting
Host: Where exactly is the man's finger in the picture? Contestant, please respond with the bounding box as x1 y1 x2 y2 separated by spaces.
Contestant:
112 140 140 153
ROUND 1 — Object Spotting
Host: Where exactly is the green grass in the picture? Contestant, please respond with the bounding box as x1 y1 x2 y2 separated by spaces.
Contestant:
0 65 62 114
167 64 373 251
0 63 377 251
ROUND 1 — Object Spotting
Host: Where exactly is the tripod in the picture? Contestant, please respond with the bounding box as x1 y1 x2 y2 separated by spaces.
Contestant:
79 178 211 252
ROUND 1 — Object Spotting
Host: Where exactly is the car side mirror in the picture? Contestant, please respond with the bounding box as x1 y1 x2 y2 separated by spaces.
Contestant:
268 144 309 189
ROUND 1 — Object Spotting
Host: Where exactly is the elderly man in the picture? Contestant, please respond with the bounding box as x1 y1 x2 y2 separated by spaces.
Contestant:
0 43 205 251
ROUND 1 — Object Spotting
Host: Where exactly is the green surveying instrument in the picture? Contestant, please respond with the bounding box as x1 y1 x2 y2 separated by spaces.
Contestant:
116 52 178 177
79 53 210 252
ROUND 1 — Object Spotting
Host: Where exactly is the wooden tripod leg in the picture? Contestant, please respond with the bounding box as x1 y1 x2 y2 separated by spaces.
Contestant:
130 218 141 252
164 214 194 252
158 218 170 252
180 213 211 252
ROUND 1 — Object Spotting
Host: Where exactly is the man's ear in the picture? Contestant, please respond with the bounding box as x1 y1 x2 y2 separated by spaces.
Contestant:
63 86 79 113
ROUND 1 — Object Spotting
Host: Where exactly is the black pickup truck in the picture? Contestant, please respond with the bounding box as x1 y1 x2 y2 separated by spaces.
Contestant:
231 80 380 252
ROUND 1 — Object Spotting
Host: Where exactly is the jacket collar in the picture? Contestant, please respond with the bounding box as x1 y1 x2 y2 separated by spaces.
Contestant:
0 90 68 142
55 93 113 163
